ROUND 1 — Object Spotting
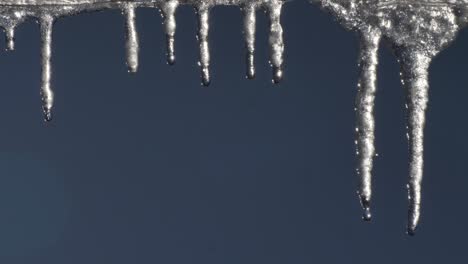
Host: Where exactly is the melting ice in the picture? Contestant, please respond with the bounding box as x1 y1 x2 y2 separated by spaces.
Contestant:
0 0 466 235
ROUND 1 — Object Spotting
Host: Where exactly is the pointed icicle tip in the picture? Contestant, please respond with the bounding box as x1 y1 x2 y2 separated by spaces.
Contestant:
43 108 53 122
272 66 283 84
363 207 372 222
166 35 176 65
201 66 210 86
407 226 416 236
246 52 255 79
359 195 372 222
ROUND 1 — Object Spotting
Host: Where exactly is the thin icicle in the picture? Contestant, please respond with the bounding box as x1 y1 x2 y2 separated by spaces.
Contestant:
243 3 256 79
123 3 139 73
196 3 211 86
267 0 284 84
161 0 179 65
39 14 55 122
0 12 26 52
355 26 381 222
398 49 431 236
5 26 15 51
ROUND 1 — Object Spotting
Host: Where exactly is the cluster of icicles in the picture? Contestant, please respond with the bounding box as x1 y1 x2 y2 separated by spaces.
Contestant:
1 0 468 235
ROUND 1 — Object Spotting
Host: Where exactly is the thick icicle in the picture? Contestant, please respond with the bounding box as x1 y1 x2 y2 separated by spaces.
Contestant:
39 14 55 122
398 50 431 236
196 3 211 86
123 3 139 73
161 0 179 65
243 3 256 79
267 0 284 84
355 26 381 222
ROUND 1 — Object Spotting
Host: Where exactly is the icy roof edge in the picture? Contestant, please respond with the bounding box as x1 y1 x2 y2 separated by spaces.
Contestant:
0 0 289 6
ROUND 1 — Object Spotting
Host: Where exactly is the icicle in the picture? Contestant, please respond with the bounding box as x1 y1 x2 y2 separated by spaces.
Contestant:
398 49 431 236
161 0 179 65
0 11 26 52
196 3 211 86
267 0 284 84
243 3 257 79
5 26 15 51
39 14 55 122
355 26 381 222
123 3 139 73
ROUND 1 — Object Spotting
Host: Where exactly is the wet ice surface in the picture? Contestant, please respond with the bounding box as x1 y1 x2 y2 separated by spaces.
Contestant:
0 0 465 234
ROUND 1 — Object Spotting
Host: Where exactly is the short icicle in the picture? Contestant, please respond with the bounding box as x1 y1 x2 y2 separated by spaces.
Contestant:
196 3 211 86
267 0 284 84
123 3 139 73
1 13 26 52
355 26 381 222
243 3 257 79
39 14 55 122
161 0 179 65
398 49 432 236
5 26 15 51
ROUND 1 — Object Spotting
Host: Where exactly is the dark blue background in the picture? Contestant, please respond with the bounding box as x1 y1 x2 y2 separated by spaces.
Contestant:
0 0 466 263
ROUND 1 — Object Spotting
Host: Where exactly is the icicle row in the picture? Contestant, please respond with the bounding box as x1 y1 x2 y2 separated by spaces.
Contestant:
123 3 139 73
0 0 461 236
39 14 55 122
196 3 211 86
355 26 381 222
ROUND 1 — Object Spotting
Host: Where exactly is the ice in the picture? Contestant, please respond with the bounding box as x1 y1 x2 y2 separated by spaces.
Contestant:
0 0 466 234
196 2 211 86
243 3 257 79
355 25 381 222
0 0 287 116
316 0 462 234
160 0 179 65
39 14 54 122
123 2 139 73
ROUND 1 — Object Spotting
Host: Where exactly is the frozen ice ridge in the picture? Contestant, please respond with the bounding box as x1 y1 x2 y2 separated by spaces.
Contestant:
0 0 466 235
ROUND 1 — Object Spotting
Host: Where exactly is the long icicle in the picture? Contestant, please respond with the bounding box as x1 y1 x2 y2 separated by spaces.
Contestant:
39 14 55 122
398 49 431 236
355 26 381 222
267 0 284 84
161 0 179 65
196 3 211 86
243 3 256 79
123 3 139 73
